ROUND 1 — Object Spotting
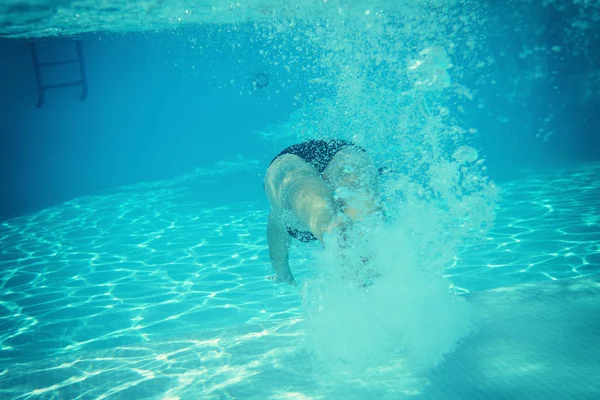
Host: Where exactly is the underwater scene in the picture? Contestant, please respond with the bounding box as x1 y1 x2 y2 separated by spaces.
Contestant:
0 1 599 399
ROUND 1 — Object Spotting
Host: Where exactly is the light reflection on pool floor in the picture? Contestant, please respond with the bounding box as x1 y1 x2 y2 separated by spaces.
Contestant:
0 162 599 399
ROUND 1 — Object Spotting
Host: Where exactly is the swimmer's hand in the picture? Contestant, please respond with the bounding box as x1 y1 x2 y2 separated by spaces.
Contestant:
267 275 297 286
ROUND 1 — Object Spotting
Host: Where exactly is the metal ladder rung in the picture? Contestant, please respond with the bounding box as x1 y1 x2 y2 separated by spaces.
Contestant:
39 59 80 67
43 81 83 90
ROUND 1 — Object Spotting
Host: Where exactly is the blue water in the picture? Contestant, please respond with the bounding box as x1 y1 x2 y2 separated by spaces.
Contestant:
1 1 600 399
1 162 599 399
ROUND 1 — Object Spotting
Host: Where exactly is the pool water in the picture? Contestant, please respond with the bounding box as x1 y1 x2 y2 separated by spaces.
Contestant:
1 0 600 399
1 162 598 399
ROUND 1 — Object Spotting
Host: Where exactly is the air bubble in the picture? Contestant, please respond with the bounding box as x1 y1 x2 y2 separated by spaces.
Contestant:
334 187 352 200
406 46 452 92
352 133 365 145
452 146 479 163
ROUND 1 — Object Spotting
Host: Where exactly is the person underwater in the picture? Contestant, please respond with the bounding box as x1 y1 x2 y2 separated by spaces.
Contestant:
263 139 384 285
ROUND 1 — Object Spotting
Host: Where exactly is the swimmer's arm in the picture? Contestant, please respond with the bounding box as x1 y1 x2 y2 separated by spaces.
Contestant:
267 211 295 284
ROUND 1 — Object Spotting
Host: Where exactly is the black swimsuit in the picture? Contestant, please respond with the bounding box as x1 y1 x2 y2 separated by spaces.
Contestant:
269 139 363 242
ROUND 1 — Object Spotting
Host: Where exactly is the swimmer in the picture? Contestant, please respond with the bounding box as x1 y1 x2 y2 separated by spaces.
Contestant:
263 139 382 285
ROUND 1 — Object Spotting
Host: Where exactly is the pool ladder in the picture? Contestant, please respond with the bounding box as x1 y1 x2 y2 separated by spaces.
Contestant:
29 38 88 108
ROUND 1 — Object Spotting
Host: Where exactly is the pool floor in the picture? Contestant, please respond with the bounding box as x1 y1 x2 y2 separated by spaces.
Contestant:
0 163 599 399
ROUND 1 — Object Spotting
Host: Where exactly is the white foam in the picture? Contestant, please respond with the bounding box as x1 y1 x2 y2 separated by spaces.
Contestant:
302 216 475 372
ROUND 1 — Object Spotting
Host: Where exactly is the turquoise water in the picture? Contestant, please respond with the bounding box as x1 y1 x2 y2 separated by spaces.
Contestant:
1 162 598 399
1 0 600 399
